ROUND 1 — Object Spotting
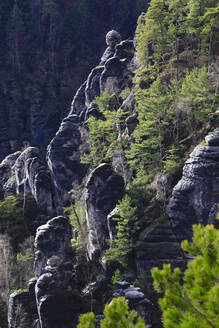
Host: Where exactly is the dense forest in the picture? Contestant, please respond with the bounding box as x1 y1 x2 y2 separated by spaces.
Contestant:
0 0 218 327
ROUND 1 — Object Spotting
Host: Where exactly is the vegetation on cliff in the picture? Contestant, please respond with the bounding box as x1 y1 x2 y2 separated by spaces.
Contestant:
0 0 147 155
81 0 219 270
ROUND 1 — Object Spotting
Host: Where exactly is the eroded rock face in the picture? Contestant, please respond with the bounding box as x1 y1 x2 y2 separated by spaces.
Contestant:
85 164 125 259
135 215 185 274
69 30 135 122
0 147 54 217
100 30 122 65
34 216 80 328
8 291 33 328
47 115 86 212
167 128 219 242
0 151 21 198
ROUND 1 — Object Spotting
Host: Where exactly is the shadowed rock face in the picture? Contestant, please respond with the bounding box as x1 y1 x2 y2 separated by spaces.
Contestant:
167 128 219 242
85 163 125 260
0 151 21 198
0 147 54 217
34 216 73 277
69 29 135 121
34 216 80 328
47 115 86 212
8 291 33 328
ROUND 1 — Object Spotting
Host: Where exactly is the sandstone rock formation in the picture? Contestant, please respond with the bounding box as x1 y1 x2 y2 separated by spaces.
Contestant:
0 151 21 198
69 29 135 121
47 115 85 211
167 128 219 242
85 163 125 260
34 216 81 328
0 147 54 218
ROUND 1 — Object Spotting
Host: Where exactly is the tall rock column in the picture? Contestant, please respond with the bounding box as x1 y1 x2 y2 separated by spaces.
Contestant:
85 163 125 260
167 128 219 242
47 115 86 212
34 216 80 328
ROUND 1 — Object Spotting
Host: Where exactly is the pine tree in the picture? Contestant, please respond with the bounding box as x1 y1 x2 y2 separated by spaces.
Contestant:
104 195 138 268
152 222 219 328
77 297 146 328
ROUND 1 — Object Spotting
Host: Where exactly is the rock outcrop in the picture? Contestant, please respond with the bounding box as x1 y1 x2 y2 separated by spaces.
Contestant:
167 128 219 242
8 291 33 328
135 214 186 275
69 29 135 121
0 151 21 198
47 115 85 211
0 147 54 218
34 216 80 328
113 281 153 327
85 163 125 260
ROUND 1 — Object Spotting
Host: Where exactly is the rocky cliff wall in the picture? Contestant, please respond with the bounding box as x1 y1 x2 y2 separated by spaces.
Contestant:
3 30 219 328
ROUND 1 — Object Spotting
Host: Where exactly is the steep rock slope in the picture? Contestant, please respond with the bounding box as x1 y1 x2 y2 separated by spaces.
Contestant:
167 128 219 242
3 29 219 328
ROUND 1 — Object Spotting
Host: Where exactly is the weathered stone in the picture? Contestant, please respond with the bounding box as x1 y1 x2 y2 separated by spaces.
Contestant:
0 151 21 198
115 40 135 62
8 291 33 328
0 147 54 217
34 216 73 277
85 163 125 259
34 216 80 328
69 81 87 117
167 128 219 242
100 30 122 65
205 127 219 146
85 66 104 108
14 147 54 216
107 207 120 247
135 215 185 274
47 115 85 212
125 290 145 300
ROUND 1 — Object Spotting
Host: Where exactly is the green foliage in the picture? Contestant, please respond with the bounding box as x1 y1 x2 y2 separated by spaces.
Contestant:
136 0 219 73
163 146 181 173
63 187 89 263
104 195 139 268
151 223 219 328
77 297 146 328
128 61 218 188
12 237 34 289
77 312 95 328
82 92 127 168
0 195 26 251
180 66 218 138
111 269 123 285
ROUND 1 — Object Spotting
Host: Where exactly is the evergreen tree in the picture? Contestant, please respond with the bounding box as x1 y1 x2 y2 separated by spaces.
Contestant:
77 297 146 328
104 195 138 268
152 222 219 328
127 77 173 175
